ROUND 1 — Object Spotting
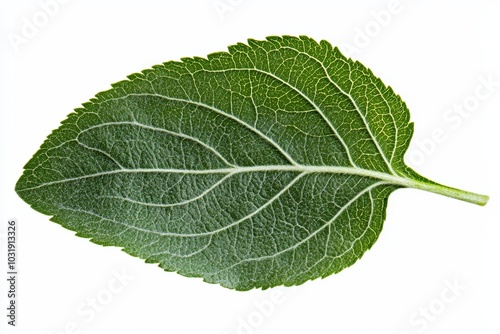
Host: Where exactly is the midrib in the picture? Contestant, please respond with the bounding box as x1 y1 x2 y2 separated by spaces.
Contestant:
19 164 489 206
19 164 414 192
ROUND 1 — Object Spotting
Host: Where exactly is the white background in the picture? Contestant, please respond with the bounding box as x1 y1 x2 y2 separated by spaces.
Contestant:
1 1 499 333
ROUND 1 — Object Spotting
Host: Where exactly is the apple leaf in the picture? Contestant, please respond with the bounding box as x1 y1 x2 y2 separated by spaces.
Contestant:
16 36 488 290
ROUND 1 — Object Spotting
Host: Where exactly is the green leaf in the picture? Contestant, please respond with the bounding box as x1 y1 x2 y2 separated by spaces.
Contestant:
16 36 488 290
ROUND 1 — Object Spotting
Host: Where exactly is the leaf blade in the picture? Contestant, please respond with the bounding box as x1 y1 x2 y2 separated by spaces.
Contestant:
16 35 488 290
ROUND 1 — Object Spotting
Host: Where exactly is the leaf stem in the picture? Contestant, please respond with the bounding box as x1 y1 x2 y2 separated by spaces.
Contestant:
408 181 489 206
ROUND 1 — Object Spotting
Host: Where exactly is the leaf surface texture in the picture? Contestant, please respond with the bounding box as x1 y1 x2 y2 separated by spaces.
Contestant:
16 36 487 290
